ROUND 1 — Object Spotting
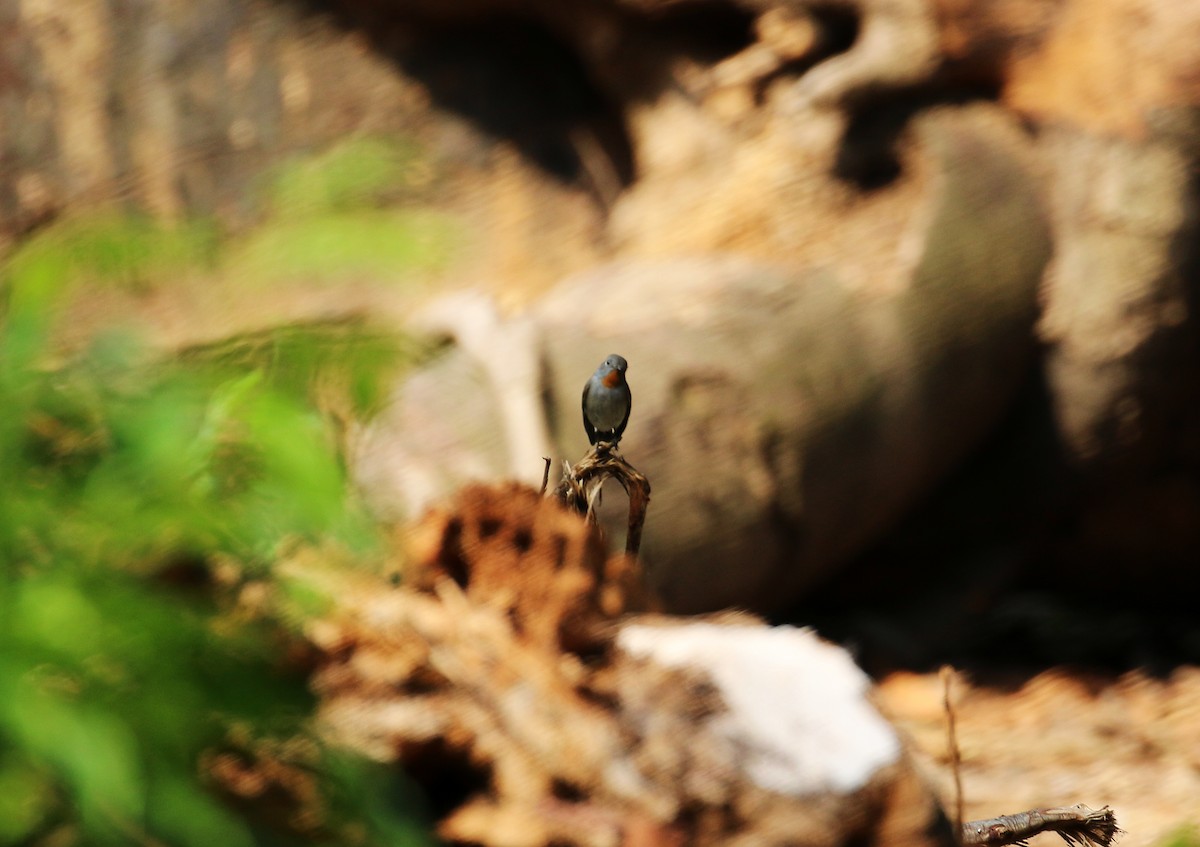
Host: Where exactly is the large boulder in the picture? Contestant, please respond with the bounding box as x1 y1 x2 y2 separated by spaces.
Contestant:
356 105 1051 612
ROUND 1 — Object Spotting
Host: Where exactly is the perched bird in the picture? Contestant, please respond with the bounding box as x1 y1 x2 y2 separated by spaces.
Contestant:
582 354 631 445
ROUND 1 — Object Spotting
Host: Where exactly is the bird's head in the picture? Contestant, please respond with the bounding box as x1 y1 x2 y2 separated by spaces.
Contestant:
602 354 628 373
600 354 628 387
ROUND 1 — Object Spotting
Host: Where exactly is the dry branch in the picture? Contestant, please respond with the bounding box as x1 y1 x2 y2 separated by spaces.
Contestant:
554 442 651 558
938 670 1120 847
961 805 1120 847
942 665 964 841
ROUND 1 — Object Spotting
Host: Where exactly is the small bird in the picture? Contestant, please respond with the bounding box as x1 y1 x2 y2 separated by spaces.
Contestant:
582 354 631 446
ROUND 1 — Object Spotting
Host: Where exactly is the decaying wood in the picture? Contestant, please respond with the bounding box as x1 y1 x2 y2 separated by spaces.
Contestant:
311 483 951 846
403 483 649 652
554 442 651 558
308 482 1121 847
961 805 1120 847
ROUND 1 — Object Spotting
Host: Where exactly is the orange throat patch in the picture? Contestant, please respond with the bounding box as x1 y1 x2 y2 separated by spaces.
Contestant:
602 370 622 388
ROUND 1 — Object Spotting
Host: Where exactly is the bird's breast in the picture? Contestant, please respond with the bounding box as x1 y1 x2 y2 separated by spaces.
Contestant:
586 383 628 430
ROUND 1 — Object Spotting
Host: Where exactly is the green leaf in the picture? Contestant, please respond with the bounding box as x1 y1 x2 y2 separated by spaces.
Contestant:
146 773 254 847
265 136 431 218
223 209 457 288
0 751 55 843
6 684 145 836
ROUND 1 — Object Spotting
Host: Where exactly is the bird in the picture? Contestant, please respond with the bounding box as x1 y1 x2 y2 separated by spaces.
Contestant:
582 354 631 446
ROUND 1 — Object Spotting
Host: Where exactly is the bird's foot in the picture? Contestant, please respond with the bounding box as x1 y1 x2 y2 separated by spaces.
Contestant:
593 439 621 456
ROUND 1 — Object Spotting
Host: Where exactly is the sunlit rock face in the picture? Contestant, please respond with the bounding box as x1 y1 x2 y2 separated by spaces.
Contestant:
11 0 1200 607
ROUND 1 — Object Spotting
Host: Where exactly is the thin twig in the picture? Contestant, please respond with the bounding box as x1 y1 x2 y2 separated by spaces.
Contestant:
540 457 552 496
942 665 964 842
962 805 1121 847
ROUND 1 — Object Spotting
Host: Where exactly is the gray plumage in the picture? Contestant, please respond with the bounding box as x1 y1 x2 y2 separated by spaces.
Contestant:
582 354 631 445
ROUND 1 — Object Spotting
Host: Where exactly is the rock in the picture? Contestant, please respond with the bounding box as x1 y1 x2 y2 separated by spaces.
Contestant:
1037 124 1199 467
357 105 1051 613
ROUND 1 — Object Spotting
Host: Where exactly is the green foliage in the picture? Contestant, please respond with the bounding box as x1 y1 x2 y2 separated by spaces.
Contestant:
6 214 219 298
228 137 457 289
223 209 456 288
1159 825 1200 847
264 137 432 218
181 321 427 424
4 136 459 313
0 214 432 845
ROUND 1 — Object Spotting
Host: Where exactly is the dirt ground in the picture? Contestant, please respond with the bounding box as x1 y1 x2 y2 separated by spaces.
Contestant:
876 667 1200 847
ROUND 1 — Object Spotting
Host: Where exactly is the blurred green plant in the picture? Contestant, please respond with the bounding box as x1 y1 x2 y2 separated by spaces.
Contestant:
263 137 433 218
225 137 457 289
0 216 432 845
1159 825 1200 847
222 209 456 289
6 213 219 298
180 319 425 429
7 136 458 315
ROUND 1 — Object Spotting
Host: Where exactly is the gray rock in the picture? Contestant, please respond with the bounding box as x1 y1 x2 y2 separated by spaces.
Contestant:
356 106 1052 613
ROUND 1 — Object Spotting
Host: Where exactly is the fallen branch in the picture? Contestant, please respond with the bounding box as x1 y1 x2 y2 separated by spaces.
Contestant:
962 805 1121 847
939 670 1119 847
553 442 651 558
